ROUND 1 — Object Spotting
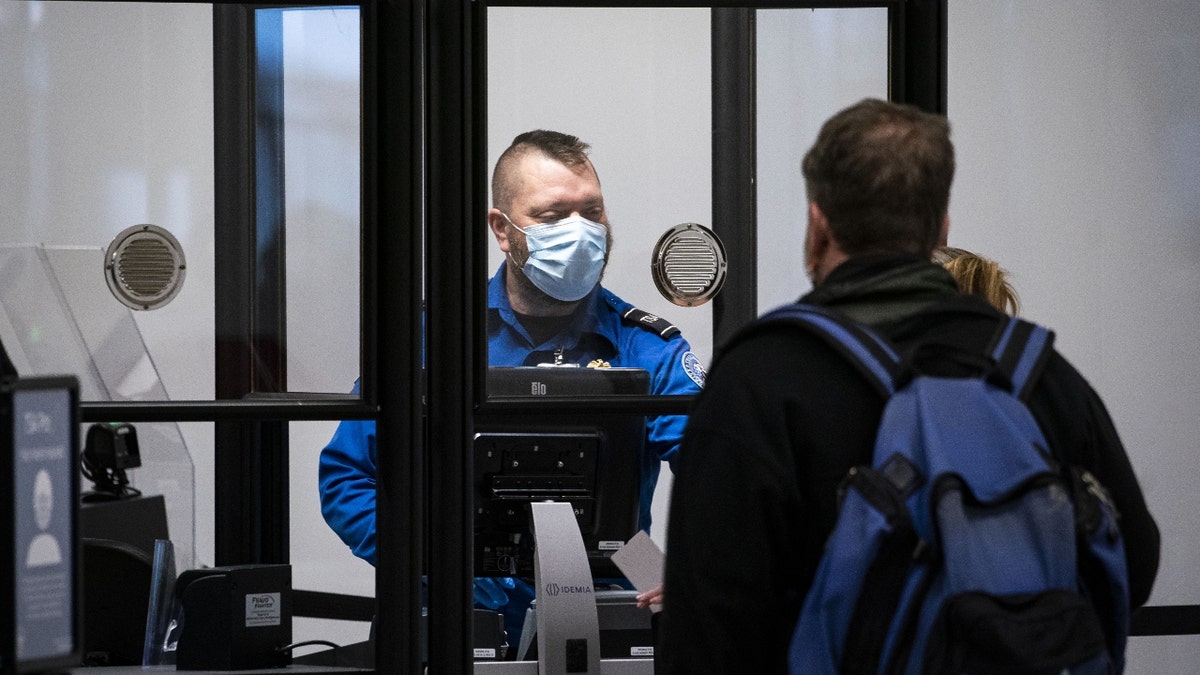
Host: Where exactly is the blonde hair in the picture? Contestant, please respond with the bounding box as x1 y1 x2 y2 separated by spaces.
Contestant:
933 246 1020 315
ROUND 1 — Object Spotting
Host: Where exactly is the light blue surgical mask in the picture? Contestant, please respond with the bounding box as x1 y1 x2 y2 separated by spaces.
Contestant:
504 213 608 301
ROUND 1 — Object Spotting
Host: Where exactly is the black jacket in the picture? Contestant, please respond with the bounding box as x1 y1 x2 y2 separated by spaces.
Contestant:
659 256 1160 674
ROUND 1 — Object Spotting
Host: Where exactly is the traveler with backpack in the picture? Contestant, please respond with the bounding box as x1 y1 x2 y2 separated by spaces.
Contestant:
657 99 1159 674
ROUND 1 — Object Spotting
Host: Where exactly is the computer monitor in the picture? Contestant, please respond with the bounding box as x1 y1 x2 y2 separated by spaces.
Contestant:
473 367 649 580
1 376 81 675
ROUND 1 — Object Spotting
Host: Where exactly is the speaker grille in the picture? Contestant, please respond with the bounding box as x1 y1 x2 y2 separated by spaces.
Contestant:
651 223 727 307
105 225 186 310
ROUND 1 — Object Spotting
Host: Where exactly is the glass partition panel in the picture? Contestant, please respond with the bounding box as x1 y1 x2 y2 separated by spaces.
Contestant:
2 1 366 401
755 7 889 313
1 0 369 586
0 245 170 403
275 7 364 397
289 419 374 649
0 244 196 570
0 1 215 405
0 247 105 401
274 8 369 644
486 7 715 379
480 11 714 660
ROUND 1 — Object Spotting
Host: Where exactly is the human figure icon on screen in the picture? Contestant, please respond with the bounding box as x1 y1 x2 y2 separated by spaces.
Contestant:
26 469 63 568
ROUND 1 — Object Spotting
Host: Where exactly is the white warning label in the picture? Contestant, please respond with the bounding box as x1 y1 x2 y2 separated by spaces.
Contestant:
245 592 282 627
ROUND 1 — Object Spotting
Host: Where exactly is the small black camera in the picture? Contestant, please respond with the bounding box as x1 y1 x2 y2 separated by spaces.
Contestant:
81 422 141 501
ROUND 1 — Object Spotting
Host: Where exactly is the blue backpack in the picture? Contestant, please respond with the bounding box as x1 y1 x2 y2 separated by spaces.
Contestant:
758 304 1130 675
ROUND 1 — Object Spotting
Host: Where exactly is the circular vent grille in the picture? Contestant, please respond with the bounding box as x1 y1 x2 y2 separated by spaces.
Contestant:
651 222 727 307
104 224 186 310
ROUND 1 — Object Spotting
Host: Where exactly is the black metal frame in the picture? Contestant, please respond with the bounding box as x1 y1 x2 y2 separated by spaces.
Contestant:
210 3 290 566
711 7 759 347
421 0 480 668
370 1 427 671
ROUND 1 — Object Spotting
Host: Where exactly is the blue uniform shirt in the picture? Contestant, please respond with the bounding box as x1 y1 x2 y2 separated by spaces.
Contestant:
318 263 705 647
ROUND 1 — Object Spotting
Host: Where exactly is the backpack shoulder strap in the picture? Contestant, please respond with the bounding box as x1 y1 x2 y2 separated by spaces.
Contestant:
753 303 900 397
986 316 1056 402
748 304 1056 402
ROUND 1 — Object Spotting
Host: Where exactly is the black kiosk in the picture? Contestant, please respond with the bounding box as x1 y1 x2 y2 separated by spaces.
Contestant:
475 367 656 672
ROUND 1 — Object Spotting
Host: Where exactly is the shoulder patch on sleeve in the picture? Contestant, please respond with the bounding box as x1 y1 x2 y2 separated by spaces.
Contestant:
681 351 707 388
622 307 681 339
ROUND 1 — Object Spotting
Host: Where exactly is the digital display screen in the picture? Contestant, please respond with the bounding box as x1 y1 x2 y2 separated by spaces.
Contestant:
12 385 75 663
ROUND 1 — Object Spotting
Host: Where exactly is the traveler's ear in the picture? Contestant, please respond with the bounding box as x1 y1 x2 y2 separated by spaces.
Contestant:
806 202 834 283
938 213 950 248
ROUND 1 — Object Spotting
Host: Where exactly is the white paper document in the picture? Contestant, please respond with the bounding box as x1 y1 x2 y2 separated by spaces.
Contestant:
610 530 665 612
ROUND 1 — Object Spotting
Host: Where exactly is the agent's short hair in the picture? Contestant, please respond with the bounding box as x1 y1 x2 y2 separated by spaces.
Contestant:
802 98 954 258
492 130 593 212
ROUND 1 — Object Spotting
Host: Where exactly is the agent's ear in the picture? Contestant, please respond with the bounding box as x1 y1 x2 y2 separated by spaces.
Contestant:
488 208 513 252
938 213 950 248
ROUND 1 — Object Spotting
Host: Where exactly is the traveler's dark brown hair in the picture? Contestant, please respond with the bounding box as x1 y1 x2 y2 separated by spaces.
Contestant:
802 98 955 257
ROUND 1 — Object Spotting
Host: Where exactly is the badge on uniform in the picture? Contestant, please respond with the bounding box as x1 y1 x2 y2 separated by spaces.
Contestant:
681 351 706 388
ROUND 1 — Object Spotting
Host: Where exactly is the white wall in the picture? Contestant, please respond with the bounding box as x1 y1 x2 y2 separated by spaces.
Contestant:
2 2 1198 669
945 3 1200 669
